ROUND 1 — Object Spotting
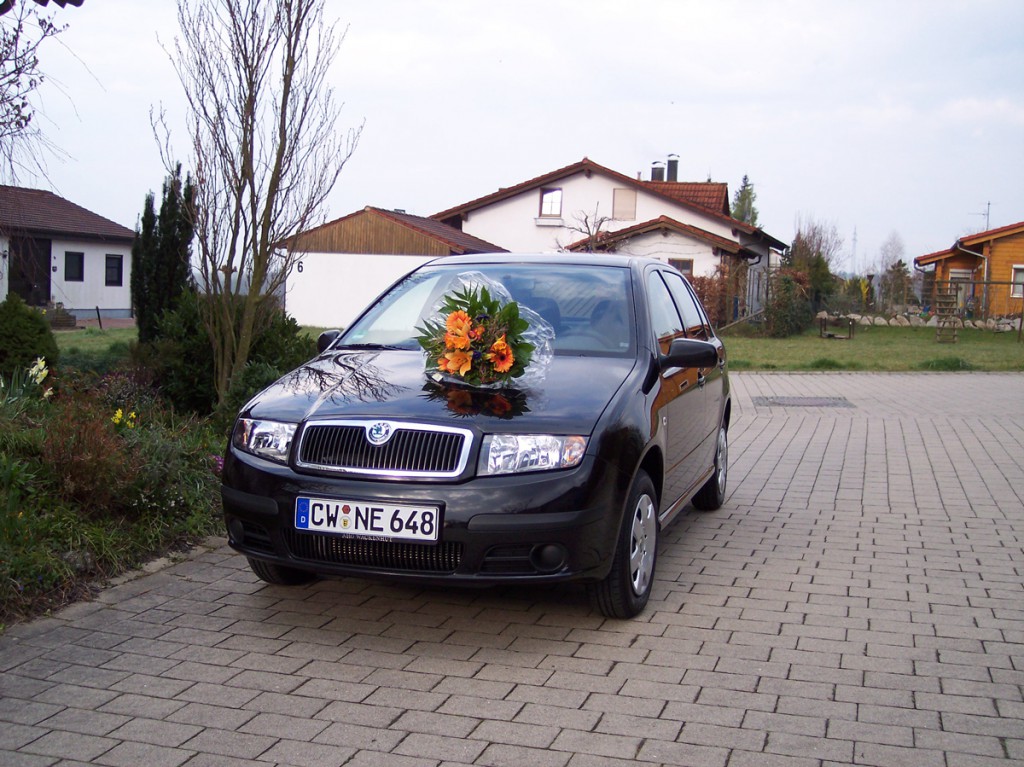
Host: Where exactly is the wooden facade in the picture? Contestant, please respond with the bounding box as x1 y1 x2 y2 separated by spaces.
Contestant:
287 207 505 257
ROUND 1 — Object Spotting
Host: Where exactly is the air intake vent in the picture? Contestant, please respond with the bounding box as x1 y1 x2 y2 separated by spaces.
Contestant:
284 529 462 573
296 420 473 478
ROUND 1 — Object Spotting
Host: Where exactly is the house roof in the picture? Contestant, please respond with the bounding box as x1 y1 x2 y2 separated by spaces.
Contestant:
370 207 507 253
288 206 507 255
914 219 1024 268
640 181 730 216
431 157 786 251
0 186 134 243
566 215 752 257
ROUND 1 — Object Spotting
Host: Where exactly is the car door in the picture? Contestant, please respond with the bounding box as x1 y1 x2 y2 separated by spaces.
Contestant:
662 271 725 470
645 269 705 507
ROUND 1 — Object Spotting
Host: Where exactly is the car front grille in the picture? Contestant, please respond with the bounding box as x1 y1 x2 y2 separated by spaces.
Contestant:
295 420 472 478
284 529 462 573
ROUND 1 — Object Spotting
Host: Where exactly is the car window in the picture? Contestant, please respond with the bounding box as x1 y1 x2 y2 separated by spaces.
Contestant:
662 271 710 340
343 263 634 356
646 272 684 353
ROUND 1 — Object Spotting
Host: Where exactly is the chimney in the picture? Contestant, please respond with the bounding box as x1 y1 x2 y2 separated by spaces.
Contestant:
651 161 665 182
667 154 679 182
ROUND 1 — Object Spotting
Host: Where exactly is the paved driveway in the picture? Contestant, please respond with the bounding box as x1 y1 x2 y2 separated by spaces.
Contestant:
2 373 1022 766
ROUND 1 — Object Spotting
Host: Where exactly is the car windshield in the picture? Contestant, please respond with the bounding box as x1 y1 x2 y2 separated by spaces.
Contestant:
340 263 635 356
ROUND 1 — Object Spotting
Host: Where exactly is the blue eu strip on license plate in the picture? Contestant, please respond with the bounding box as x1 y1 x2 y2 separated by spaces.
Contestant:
295 497 440 543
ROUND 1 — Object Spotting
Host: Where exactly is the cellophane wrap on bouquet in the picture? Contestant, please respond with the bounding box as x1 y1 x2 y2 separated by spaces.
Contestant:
415 271 554 389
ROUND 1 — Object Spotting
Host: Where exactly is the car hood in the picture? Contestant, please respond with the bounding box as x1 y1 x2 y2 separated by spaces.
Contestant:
242 349 637 434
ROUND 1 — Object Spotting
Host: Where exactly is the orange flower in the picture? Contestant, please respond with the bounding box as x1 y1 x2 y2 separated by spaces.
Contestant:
439 349 473 377
486 334 514 373
444 310 472 350
446 389 474 414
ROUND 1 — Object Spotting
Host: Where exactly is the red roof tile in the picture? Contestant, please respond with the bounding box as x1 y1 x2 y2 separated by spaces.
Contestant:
641 181 729 215
0 186 134 242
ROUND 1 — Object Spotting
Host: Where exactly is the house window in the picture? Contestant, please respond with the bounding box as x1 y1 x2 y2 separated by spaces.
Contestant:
539 188 562 217
612 188 636 221
65 251 84 282
1012 265 1024 298
105 254 123 286
669 258 694 278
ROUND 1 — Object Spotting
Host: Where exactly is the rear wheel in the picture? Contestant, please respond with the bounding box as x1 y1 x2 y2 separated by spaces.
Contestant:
588 470 658 619
692 423 727 511
247 557 316 586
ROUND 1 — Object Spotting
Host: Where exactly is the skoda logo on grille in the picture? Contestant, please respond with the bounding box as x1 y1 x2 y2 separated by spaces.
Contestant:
366 421 394 446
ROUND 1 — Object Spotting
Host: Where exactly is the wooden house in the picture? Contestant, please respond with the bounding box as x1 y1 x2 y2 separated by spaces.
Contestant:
914 220 1024 317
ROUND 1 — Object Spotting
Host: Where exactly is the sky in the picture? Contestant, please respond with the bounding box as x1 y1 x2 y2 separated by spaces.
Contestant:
21 0 1024 275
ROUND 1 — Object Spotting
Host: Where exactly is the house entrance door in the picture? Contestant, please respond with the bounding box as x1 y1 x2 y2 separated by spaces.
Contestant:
9 236 52 307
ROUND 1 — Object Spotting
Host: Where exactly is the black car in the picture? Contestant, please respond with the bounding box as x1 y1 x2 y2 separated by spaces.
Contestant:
222 253 730 618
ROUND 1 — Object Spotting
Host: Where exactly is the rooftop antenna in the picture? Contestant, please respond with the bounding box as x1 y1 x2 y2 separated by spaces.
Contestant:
971 201 991 231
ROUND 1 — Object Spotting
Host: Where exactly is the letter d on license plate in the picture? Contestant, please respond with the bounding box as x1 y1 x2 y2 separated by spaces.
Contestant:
295 497 440 543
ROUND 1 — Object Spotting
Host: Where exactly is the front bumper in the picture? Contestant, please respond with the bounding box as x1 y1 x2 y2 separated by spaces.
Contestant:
221 449 626 585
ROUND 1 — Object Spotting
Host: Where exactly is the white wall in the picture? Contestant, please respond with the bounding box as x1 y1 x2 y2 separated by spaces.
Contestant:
286 251 433 328
459 170 737 254
609 231 721 275
51 238 133 318
1 236 132 317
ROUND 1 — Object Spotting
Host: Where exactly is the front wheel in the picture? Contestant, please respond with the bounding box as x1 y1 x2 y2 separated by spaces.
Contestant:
692 423 728 511
588 470 658 619
247 557 316 586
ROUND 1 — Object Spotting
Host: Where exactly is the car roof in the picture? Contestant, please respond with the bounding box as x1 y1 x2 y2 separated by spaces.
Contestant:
424 252 661 270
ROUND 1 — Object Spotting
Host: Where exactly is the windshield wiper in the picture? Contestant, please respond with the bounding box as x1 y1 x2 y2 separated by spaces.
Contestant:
335 342 406 350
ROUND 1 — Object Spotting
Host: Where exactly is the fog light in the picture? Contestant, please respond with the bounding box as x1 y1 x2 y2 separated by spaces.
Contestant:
227 518 245 544
530 544 567 573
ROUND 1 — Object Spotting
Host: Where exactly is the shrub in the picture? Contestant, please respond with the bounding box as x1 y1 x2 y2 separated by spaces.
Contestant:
140 289 315 415
0 294 59 377
764 269 813 338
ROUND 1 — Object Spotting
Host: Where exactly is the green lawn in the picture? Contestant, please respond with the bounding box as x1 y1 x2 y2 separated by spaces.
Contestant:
51 323 1024 373
720 324 1024 372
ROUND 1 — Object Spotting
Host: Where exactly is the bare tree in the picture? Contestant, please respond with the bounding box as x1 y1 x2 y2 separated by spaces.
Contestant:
557 205 612 252
0 1 64 181
164 0 362 402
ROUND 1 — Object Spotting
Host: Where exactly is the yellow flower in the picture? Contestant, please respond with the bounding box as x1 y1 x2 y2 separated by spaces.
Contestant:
112 408 123 425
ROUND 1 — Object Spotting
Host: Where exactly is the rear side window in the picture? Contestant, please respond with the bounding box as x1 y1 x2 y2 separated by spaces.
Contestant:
663 271 711 340
646 272 684 353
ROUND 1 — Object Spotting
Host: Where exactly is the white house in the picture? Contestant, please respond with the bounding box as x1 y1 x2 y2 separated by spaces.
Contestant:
0 186 135 319
432 157 787 317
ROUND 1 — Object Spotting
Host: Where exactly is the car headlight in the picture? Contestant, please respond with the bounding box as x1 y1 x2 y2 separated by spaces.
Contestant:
232 418 297 464
479 434 588 475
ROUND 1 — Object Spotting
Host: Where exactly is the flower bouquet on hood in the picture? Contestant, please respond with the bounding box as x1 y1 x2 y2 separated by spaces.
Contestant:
416 274 551 388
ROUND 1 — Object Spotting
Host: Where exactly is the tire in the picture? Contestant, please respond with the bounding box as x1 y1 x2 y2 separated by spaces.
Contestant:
692 423 727 511
247 557 316 586
588 470 658 619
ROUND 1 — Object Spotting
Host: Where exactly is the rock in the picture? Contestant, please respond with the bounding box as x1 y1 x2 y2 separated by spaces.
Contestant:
909 315 925 327
61 549 97 575
926 316 938 327
816 310 829 320
859 316 874 326
894 316 911 327
985 318 997 330
874 316 889 326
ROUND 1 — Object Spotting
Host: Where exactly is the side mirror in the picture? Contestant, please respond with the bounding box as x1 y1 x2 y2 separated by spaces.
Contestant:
317 329 342 353
659 337 719 370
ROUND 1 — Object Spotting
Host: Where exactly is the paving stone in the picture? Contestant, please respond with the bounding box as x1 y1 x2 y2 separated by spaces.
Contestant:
2 373 1022 767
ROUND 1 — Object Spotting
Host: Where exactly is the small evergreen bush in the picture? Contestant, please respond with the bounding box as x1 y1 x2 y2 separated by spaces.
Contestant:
0 294 59 377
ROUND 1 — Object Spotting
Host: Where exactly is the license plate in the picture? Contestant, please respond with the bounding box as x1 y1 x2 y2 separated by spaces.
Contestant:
295 497 440 543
